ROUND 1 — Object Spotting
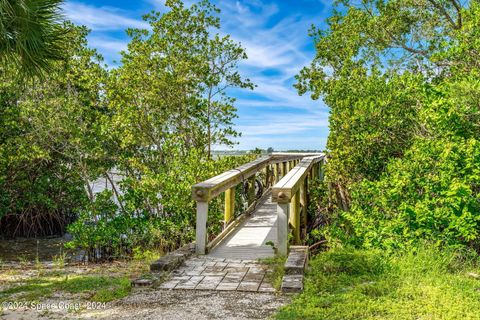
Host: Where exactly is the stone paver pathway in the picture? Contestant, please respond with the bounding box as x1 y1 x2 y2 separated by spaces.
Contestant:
159 256 275 292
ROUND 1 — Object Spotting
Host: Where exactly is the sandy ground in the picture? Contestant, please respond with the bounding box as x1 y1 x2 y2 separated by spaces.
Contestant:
1 249 290 319
1 288 290 320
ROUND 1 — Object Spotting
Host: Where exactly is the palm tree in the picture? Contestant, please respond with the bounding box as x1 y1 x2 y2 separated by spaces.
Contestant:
0 0 65 77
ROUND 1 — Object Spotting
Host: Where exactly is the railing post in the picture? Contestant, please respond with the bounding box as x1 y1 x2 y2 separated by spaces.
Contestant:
277 201 289 256
248 175 255 205
300 179 307 235
275 163 279 183
301 177 308 208
195 201 208 254
224 188 235 227
290 191 301 244
272 155 325 256
265 165 271 188
319 160 324 180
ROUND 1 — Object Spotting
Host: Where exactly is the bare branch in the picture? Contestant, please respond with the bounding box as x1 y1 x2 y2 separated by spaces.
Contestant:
105 173 127 214
427 0 460 29
448 0 462 28
360 2 431 62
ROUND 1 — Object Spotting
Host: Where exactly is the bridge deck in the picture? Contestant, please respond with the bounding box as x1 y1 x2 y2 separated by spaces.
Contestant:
208 193 277 260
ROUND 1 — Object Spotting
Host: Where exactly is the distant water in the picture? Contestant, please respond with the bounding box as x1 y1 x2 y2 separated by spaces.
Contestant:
0 174 124 264
90 171 124 204
0 236 83 263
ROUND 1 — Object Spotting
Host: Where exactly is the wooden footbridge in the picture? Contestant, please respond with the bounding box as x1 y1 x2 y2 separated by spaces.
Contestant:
192 153 325 258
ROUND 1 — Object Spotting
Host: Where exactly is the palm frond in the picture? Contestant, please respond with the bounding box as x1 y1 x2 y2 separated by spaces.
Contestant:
0 0 66 77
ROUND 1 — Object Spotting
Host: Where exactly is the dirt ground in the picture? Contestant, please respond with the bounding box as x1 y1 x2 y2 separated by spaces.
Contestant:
1 288 290 320
1 245 290 320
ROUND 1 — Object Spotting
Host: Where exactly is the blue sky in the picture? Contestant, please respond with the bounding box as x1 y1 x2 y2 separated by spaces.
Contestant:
63 0 332 151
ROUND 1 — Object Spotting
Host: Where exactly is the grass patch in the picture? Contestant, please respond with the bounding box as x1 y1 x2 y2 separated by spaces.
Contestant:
1 278 55 302
260 255 286 291
0 248 161 306
90 278 132 302
0 274 131 303
276 246 480 319
61 275 131 300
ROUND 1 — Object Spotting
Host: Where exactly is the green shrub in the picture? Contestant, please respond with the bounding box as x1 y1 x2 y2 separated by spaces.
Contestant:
345 137 480 251
277 246 480 320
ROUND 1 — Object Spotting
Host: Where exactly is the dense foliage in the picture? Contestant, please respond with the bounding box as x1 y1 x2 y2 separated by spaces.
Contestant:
0 24 105 237
0 0 255 260
299 0 480 250
65 153 254 259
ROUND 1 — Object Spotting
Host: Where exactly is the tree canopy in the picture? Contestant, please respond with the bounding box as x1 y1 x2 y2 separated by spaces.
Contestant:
298 0 480 250
0 0 255 259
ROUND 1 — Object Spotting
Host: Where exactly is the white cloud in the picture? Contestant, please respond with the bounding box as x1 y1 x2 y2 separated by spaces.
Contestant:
221 1 279 27
210 0 329 149
235 1 249 14
215 1 320 102
63 0 330 150
219 4 314 69
63 2 149 31
239 39 293 68
63 1 150 65
232 135 327 150
87 36 128 55
236 112 329 136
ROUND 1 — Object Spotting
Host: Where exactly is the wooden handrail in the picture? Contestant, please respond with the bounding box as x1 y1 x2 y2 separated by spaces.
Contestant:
192 152 321 254
192 156 270 202
192 153 317 202
272 155 325 203
272 154 326 255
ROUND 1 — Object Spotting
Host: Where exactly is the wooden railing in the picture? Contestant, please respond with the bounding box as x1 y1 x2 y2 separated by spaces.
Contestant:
272 155 325 255
192 153 321 254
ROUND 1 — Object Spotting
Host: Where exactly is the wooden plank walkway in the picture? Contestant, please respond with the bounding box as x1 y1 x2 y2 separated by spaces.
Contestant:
156 194 278 291
208 193 277 260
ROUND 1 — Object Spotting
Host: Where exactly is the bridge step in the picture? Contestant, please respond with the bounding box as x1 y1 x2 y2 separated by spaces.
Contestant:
150 243 195 272
284 245 308 274
281 246 308 293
